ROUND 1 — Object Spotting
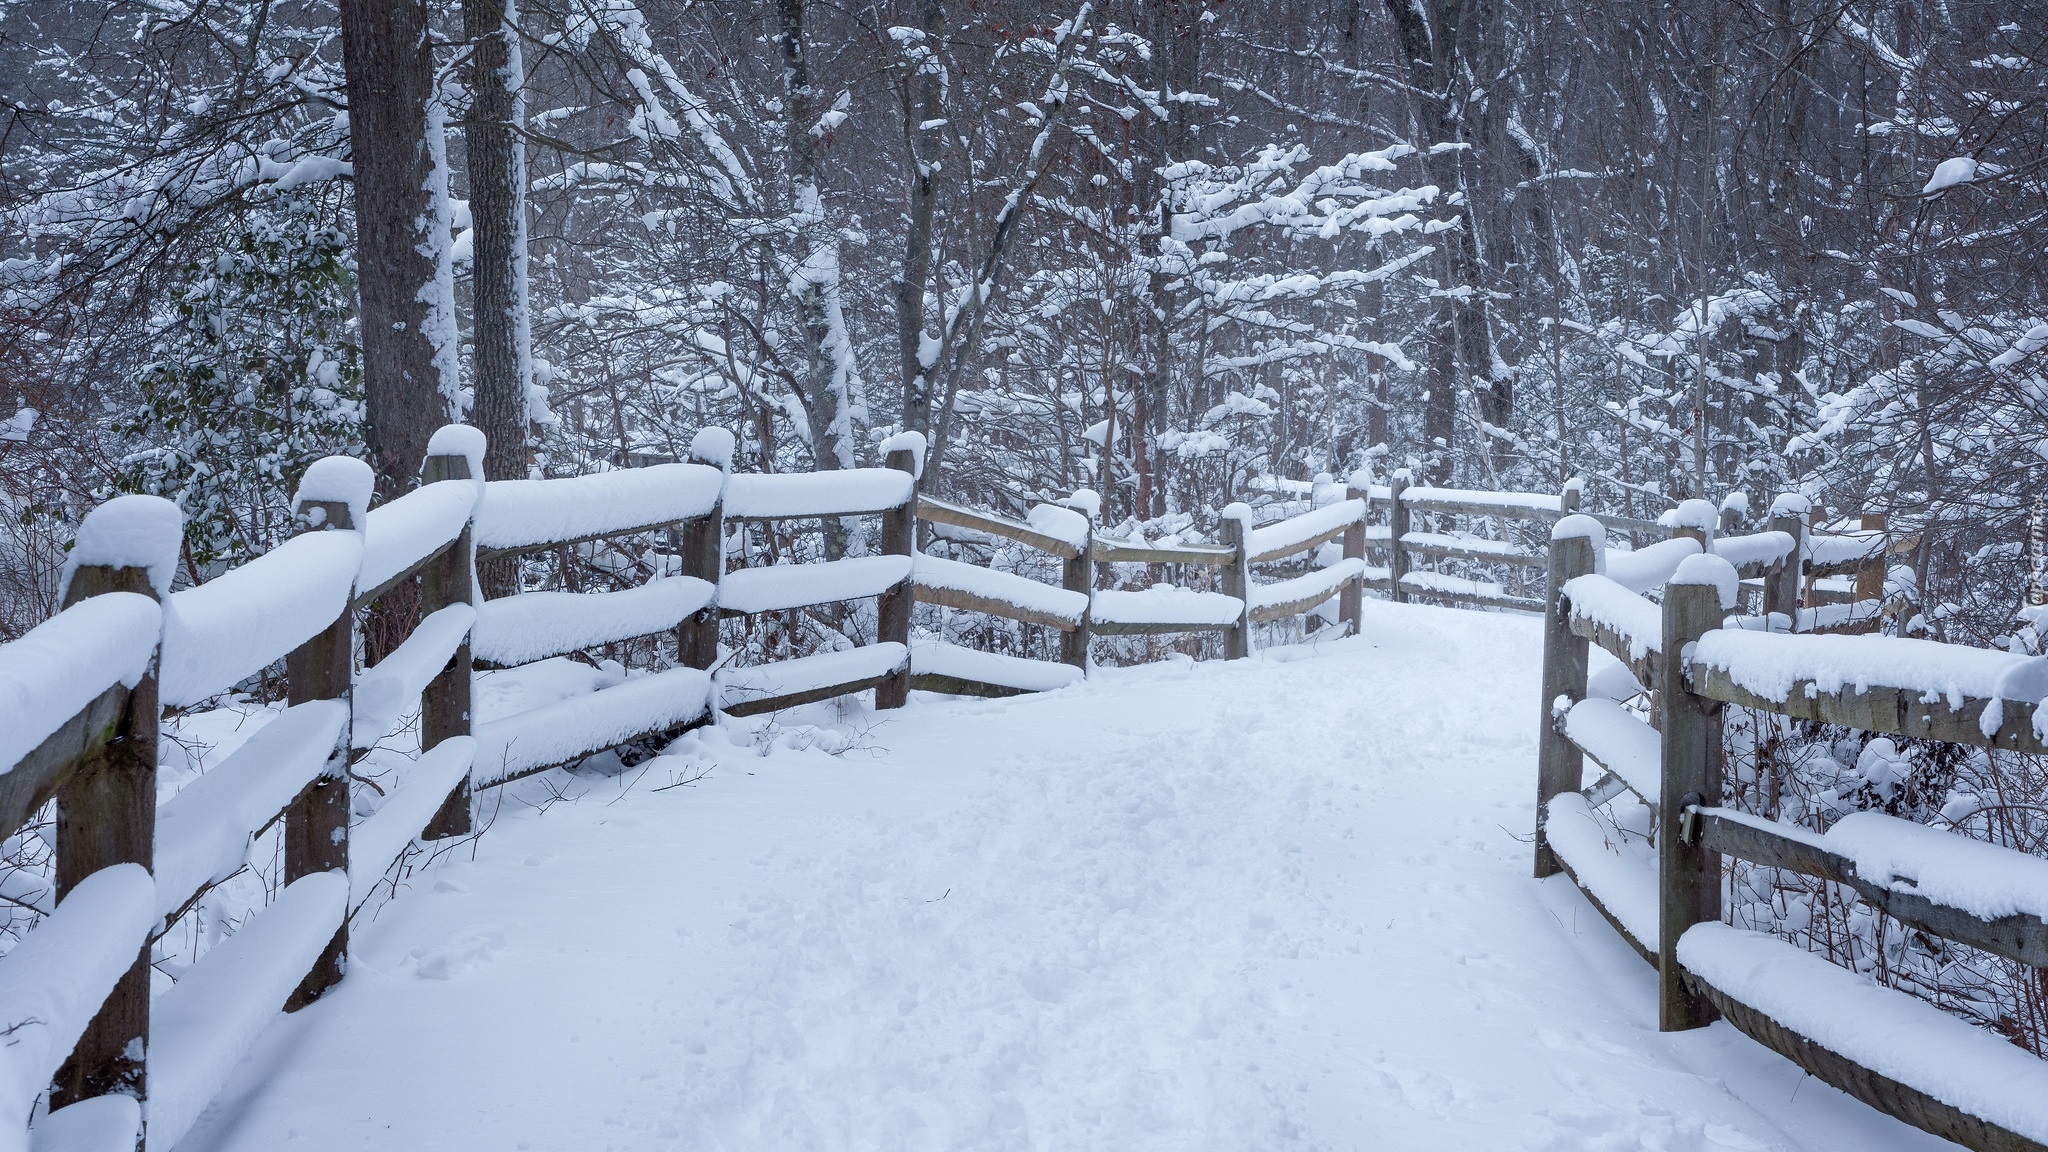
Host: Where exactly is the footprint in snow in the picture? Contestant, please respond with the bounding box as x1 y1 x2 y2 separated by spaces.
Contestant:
410 926 507 980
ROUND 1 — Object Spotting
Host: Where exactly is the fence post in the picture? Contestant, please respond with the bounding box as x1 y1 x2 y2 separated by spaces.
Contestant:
1218 503 1253 659
1340 480 1367 636
50 496 181 1109
1534 517 1598 879
875 444 919 708
681 429 731 671
1657 559 1730 1031
1061 493 1095 670
1764 497 1806 626
283 462 371 1010
1856 512 1888 603
1388 469 1411 603
421 437 477 840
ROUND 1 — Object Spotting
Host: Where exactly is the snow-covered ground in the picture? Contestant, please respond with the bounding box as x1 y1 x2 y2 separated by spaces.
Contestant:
179 601 1946 1152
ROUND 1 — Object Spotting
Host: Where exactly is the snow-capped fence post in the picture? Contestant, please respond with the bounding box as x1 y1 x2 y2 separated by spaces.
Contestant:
282 461 369 1010
1061 494 1095 670
1387 470 1411 603
1340 479 1367 636
1218 504 1254 660
1533 516 1599 879
875 443 919 708
681 430 732 671
420 439 478 840
47 497 180 1109
1656 557 1732 1032
1763 494 1809 625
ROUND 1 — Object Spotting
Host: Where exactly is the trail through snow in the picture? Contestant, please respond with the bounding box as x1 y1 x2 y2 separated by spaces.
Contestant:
181 602 1945 1152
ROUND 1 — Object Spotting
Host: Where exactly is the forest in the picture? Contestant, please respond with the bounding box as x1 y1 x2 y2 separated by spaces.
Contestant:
2 1 2039 647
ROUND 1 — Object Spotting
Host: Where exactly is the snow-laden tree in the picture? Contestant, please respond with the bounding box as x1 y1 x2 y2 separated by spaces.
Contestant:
116 190 364 572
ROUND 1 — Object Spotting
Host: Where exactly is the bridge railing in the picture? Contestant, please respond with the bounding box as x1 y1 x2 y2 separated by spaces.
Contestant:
1533 508 2048 1152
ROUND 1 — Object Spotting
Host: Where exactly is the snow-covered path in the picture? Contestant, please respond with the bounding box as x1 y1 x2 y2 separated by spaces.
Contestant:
183 602 1945 1152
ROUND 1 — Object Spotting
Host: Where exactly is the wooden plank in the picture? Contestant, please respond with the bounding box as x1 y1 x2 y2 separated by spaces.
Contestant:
1089 619 1232 636
916 495 1081 559
1406 584 1545 613
1246 522 1350 566
1553 854 1657 967
1696 811 1852 885
876 450 917 709
1248 583 1350 624
1091 537 1238 565
1658 579 1724 1031
680 441 726 671
1686 663 2048 756
1535 528 1596 878
912 581 1080 631
721 672 895 717
1591 512 1677 538
1581 770 1631 809
1399 537 1544 568
1567 614 1660 687
1763 512 1804 620
909 672 1036 699
1339 485 1365 635
477 517 690 561
0 684 126 840
1399 493 1559 521
1696 811 2048 969
1687 976 2048 1152
418 449 476 839
1388 472 1411 603
1061 520 1094 669
477 715 709 789
283 496 354 1012
353 535 457 611
1218 516 1250 660
50 561 159 1108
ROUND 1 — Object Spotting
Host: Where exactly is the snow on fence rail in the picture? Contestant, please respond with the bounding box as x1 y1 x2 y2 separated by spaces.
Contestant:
1530 504 2048 1152
1 426 1896 1149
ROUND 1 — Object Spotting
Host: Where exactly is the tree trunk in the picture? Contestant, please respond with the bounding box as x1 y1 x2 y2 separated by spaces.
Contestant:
1383 0 1508 484
777 0 854 561
897 0 944 445
466 0 531 599
340 0 450 656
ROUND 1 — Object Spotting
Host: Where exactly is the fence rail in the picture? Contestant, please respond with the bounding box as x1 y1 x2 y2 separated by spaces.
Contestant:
1532 503 2048 1152
1 441 1904 1150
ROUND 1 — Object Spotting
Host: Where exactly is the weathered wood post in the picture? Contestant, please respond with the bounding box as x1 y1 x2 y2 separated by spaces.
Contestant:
1803 505 1825 611
1218 503 1254 660
1657 554 1732 1031
681 428 733 671
1061 490 1096 670
50 496 182 1108
1718 493 1746 537
875 438 921 708
1388 469 1412 603
1763 494 1808 626
1340 478 1367 636
1856 512 1889 603
284 459 373 1010
1534 515 1599 878
421 429 479 840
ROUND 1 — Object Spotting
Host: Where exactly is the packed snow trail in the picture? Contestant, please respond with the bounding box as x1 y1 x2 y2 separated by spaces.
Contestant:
182 602 1946 1151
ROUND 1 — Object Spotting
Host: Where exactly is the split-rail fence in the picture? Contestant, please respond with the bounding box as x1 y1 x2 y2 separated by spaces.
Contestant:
1533 499 2048 1152
0 426 1903 1151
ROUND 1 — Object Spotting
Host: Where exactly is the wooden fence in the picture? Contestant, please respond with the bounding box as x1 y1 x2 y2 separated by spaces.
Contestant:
0 429 1910 1151
1533 504 2048 1152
